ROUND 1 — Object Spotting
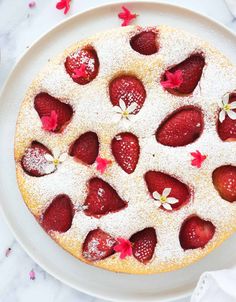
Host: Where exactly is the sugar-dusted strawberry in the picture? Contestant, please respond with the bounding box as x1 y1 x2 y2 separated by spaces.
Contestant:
34 92 73 133
84 178 127 218
109 75 146 114
163 54 205 95
179 216 215 250
156 107 204 147
130 30 159 55
65 46 99 85
111 132 140 174
82 228 117 261
41 194 74 233
21 141 52 177
69 132 99 165
130 227 157 264
212 165 236 202
145 171 190 210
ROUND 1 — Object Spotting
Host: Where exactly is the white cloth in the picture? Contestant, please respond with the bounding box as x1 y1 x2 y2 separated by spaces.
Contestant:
191 266 236 302
225 0 236 17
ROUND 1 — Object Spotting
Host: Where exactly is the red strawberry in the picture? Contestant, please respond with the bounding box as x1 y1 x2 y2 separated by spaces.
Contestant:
179 216 215 250
163 54 205 95
65 47 99 85
84 178 127 218
145 171 190 210
69 132 99 165
82 228 116 261
130 227 157 264
156 107 204 147
111 132 140 174
41 194 74 233
212 165 236 202
109 75 146 114
130 30 159 55
21 141 52 177
217 94 236 141
34 93 73 133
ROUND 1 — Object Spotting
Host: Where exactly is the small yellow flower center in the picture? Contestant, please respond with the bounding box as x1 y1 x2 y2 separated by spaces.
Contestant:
122 110 129 118
160 195 167 203
53 158 60 166
223 104 231 112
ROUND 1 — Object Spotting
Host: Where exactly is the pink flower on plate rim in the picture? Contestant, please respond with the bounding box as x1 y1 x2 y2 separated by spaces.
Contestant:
114 237 133 259
190 150 207 168
96 157 112 174
28 1 36 8
41 110 58 132
56 0 71 15
118 6 137 27
29 269 36 280
161 70 183 89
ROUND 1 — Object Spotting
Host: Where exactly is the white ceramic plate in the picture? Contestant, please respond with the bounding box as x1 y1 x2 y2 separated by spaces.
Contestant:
1 1 236 301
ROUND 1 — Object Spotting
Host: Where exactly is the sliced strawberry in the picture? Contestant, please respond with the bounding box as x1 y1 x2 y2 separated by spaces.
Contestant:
65 46 99 85
145 171 190 210
130 30 159 55
130 227 157 264
84 178 127 218
82 228 116 261
163 54 205 95
69 132 99 165
109 75 146 114
156 106 204 147
21 141 52 177
34 93 73 133
179 216 215 250
41 194 74 233
212 165 236 202
217 94 236 141
111 132 140 174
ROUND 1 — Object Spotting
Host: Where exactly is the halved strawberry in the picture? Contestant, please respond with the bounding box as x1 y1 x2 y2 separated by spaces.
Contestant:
41 194 74 233
111 132 140 174
145 171 190 210
21 141 52 177
179 216 215 250
163 54 205 95
212 165 236 202
130 30 159 55
84 178 127 218
217 94 236 141
109 75 146 114
65 46 99 85
156 106 204 147
34 93 73 133
69 132 99 165
130 227 157 264
82 228 116 261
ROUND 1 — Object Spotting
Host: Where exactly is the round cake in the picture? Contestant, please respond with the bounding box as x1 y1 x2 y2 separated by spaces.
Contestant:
14 25 236 274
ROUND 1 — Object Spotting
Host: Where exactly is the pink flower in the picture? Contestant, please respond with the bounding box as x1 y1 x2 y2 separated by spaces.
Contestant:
118 6 137 27
190 150 207 168
41 110 58 132
96 157 112 174
28 1 36 8
161 70 183 89
29 269 36 280
56 0 71 15
114 238 132 259
5 248 11 257
72 64 87 79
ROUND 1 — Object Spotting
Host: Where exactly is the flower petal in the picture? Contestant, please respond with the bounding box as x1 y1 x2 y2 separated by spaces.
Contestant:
155 200 162 208
167 197 179 204
44 154 54 162
162 188 171 197
229 101 236 109
112 114 122 123
162 203 172 210
53 149 60 159
153 191 161 200
222 93 230 105
127 102 137 113
44 164 56 174
59 153 68 162
113 106 122 113
219 110 226 123
127 114 136 122
119 100 126 111
227 109 236 120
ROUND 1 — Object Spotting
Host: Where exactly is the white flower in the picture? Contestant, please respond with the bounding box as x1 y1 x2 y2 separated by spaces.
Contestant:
152 188 178 210
113 100 137 122
218 93 236 123
44 149 67 174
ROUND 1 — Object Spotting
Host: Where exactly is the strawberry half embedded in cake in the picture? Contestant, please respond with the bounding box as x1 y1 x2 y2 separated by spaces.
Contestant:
34 93 73 133
82 228 117 261
179 216 215 250
69 132 99 165
65 46 99 85
21 141 52 177
212 165 236 202
145 171 191 210
111 132 140 174
161 54 205 95
109 75 146 115
156 106 204 147
130 227 157 264
130 30 159 55
84 178 127 218
217 93 236 141
41 194 74 233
